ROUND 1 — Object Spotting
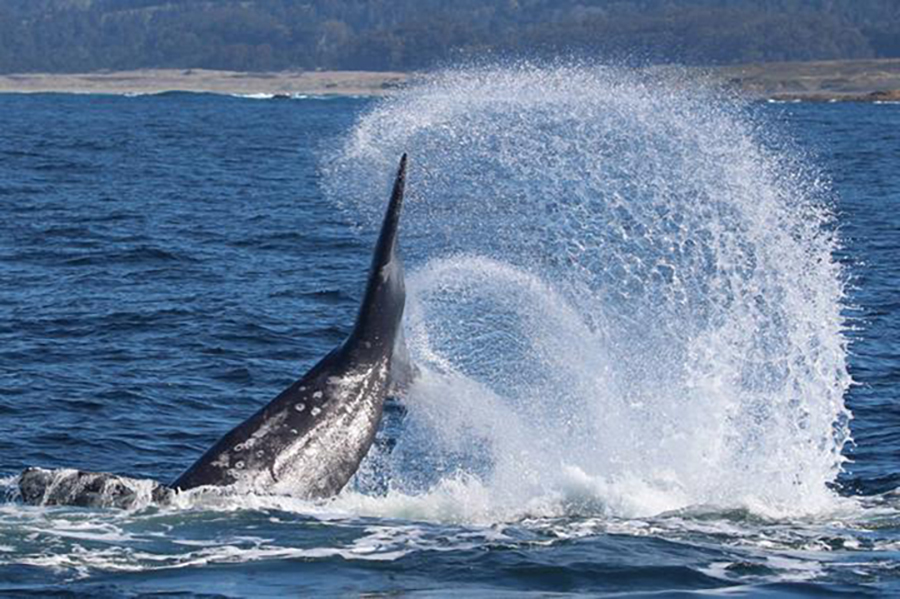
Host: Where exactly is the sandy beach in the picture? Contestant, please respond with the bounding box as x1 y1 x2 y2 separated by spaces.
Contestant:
0 69 408 96
714 58 900 101
1 60 899 101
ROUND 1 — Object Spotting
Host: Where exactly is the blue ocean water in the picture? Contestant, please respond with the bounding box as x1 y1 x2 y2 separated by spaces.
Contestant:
0 67 899 597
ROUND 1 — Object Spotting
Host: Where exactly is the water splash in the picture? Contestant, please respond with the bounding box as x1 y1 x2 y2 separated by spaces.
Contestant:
329 62 851 520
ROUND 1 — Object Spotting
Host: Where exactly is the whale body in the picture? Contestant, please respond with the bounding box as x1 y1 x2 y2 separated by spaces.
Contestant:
172 154 410 498
19 154 411 507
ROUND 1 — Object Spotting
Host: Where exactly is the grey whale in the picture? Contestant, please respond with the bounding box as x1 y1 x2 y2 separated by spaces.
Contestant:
18 154 411 508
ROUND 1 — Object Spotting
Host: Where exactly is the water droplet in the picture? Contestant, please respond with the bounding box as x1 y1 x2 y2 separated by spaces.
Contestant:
236 461 245 469
295 403 306 412
311 407 322 416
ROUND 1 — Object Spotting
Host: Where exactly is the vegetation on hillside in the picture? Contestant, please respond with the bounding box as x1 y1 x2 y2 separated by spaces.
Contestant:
1 0 899 73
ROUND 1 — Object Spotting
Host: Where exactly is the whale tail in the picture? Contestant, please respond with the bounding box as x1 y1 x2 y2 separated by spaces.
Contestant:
19 155 415 506
346 153 416 394
169 153 414 497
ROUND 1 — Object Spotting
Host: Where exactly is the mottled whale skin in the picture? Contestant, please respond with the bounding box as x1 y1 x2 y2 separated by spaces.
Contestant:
172 154 409 498
19 155 410 507
18 467 172 509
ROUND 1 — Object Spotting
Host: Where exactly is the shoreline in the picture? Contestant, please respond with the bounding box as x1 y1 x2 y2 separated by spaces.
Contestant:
0 69 408 97
712 58 900 102
1 60 899 101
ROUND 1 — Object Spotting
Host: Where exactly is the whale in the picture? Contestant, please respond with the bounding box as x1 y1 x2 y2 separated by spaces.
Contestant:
172 153 410 497
18 154 411 507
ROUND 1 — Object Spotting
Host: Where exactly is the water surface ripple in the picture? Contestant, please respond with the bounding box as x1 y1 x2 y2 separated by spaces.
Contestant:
0 75 899 597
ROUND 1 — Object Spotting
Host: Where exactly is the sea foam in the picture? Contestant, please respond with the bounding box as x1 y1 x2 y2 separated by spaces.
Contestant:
325 63 852 520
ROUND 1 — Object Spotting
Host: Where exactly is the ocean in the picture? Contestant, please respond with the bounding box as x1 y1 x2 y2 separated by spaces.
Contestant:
1 65 899 597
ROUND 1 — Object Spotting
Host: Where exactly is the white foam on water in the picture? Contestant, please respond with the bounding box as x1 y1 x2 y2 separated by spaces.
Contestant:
324 62 852 522
232 92 277 100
